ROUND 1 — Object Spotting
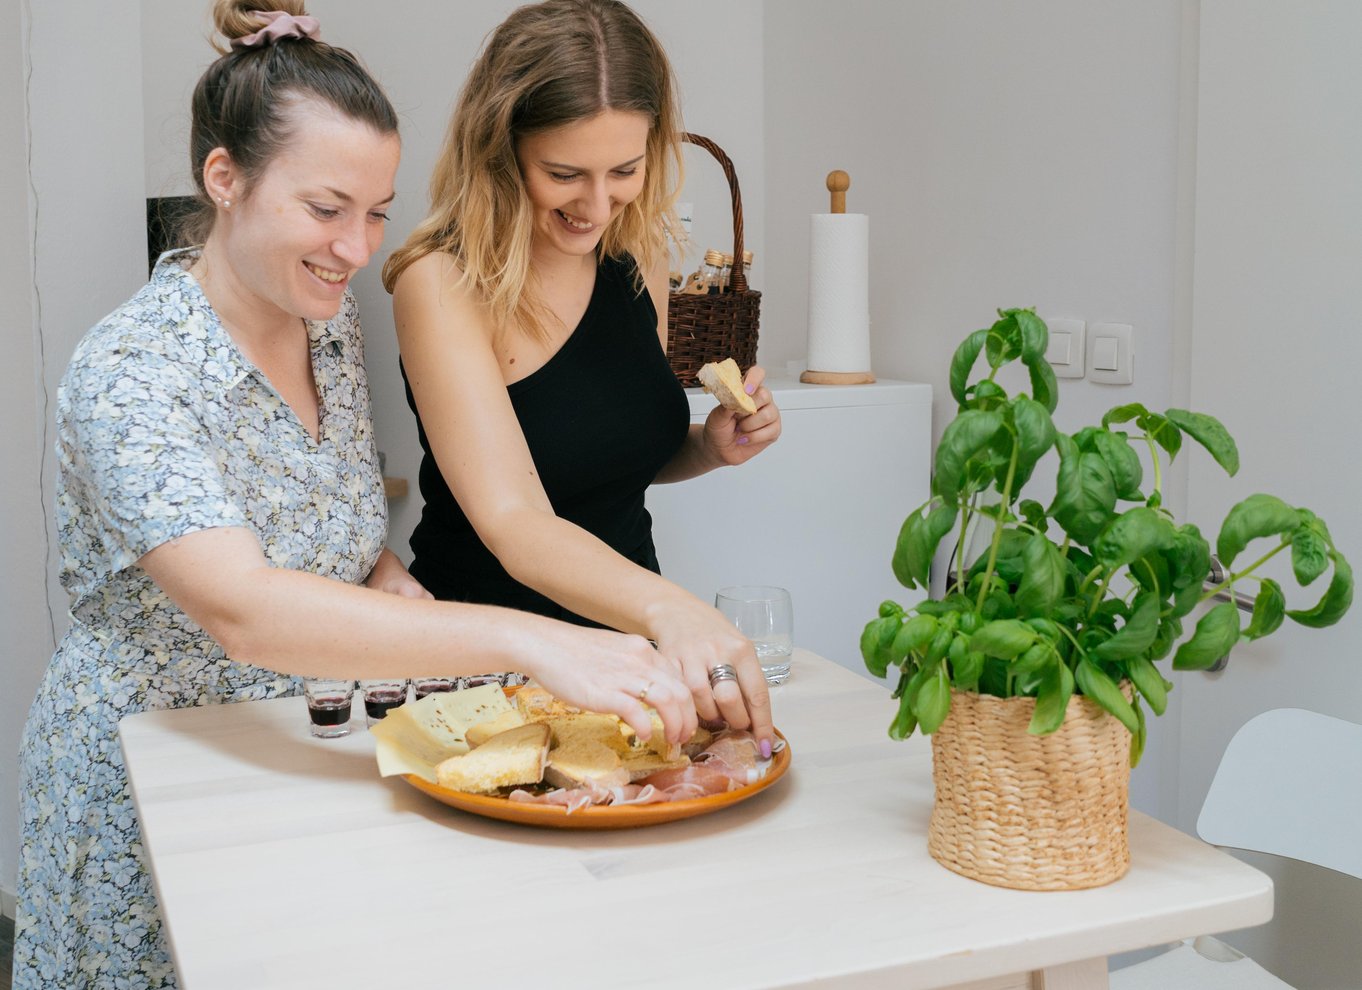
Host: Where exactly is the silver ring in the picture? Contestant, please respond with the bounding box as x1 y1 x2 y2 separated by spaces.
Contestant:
637 681 653 703
708 664 739 688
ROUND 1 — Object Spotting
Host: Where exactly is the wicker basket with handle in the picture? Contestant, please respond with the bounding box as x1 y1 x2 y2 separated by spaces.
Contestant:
666 133 760 387
927 686 1133 891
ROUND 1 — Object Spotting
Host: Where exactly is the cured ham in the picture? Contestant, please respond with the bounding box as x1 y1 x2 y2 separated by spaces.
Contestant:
506 729 775 812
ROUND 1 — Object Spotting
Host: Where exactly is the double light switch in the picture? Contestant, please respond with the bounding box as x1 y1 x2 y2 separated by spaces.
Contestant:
1043 318 1134 384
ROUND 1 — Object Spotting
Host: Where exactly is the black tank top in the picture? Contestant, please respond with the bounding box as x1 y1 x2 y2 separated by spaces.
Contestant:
403 253 691 626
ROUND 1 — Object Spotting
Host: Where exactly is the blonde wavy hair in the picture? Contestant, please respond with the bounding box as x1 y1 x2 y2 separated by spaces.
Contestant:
381 0 684 343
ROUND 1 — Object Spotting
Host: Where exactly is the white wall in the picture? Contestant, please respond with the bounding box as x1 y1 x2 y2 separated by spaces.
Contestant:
763 0 1187 821
1 0 148 913
140 0 766 564
1176 3 1362 984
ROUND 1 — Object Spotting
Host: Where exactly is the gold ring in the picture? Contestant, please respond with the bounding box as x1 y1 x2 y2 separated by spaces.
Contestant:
637 681 653 703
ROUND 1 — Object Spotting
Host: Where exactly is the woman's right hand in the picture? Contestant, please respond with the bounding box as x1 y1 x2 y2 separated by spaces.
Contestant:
521 620 698 747
644 597 775 758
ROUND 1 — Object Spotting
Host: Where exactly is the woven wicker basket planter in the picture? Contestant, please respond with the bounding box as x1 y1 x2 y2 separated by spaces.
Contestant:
927 687 1133 891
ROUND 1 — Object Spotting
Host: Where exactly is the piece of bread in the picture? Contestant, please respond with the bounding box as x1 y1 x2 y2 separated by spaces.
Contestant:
621 748 691 783
544 738 630 789
434 723 550 794
620 709 682 762
546 713 631 755
697 358 757 415
464 709 528 748
514 683 580 721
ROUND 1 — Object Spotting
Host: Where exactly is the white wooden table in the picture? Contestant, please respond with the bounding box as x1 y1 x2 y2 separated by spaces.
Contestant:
119 650 1272 989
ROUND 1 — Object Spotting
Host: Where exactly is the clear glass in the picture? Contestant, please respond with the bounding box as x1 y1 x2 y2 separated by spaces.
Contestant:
359 678 409 726
303 678 355 738
411 676 457 701
715 585 794 684
459 672 517 690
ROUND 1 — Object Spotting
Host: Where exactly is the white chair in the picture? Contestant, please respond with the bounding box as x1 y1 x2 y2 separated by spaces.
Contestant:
1111 708 1362 989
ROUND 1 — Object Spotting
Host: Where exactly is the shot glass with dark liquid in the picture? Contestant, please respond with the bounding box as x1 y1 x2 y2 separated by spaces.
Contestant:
360 679 409 726
303 678 355 739
412 677 457 701
460 673 509 690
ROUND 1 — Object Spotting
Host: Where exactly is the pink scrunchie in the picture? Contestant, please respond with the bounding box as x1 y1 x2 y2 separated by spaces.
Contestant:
231 10 322 50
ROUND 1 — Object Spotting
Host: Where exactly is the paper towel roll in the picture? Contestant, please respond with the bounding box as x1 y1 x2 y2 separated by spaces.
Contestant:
806 212 872 376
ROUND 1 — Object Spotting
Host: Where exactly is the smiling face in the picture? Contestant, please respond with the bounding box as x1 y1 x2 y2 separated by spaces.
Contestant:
515 109 650 264
209 102 401 324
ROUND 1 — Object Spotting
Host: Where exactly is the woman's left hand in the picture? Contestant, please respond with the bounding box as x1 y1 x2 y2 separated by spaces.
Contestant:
365 548 434 599
702 364 782 467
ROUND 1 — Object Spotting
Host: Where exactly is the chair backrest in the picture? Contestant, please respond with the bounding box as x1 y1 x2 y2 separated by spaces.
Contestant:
1197 708 1362 880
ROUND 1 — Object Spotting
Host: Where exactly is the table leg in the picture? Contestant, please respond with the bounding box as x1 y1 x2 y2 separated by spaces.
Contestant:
1033 956 1110 989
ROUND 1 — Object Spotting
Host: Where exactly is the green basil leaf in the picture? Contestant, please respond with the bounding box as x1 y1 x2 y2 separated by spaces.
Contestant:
1093 591 1161 661
969 619 1039 659
1149 614 1182 661
1014 534 1066 617
892 501 958 590
1172 601 1242 670
952 649 986 690
1291 527 1330 587
1093 507 1178 571
949 328 989 407
1012 642 1055 677
1050 438 1117 545
1130 696 1147 768
1092 429 1144 500
985 312 1022 368
1027 355 1060 414
860 616 901 677
1165 408 1240 476
892 614 939 658
1028 660 1075 735
1075 659 1139 734
934 410 1005 499
1102 402 1149 429
1018 499 1048 531
1165 524 1213 619
888 690 919 740
1141 411 1183 460
1009 397 1057 491
1126 655 1169 716
1013 309 1049 363
916 666 953 734
1287 552 1354 629
1216 494 1299 570
1243 579 1286 641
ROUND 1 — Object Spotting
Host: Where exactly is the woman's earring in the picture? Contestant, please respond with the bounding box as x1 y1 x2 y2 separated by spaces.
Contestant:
219 198 231 209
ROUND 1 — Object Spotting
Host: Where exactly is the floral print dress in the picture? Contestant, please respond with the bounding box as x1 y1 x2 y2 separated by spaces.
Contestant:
12 250 388 990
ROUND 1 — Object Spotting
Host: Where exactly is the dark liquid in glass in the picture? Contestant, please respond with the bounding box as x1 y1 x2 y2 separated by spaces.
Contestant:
414 683 454 701
308 701 351 726
364 692 405 720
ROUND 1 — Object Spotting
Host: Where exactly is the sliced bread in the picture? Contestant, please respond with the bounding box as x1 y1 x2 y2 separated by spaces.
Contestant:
435 722 550 794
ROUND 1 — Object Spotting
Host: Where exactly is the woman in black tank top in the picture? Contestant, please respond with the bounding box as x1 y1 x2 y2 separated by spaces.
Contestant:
383 0 783 750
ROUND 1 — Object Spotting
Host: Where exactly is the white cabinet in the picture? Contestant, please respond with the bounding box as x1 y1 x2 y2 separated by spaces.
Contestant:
647 378 932 678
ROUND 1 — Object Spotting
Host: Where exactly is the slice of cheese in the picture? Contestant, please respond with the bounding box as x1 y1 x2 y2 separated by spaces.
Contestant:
370 684 514 781
435 723 551 794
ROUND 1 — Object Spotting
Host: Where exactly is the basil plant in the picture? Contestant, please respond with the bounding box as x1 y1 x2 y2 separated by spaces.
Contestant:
862 308 1353 764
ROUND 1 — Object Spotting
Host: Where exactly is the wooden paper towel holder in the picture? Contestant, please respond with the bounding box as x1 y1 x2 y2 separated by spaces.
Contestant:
801 170 876 385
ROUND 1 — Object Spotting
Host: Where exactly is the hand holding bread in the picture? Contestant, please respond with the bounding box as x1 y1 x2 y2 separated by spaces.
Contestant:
696 360 783 469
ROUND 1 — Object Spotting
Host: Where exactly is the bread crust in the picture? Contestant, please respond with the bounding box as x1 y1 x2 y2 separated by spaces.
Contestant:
697 358 757 415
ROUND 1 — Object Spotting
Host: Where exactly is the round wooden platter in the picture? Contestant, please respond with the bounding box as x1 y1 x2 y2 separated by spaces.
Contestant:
403 730 790 830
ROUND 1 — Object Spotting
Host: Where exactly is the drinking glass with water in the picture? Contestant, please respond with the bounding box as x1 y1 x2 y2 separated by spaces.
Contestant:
715 585 793 685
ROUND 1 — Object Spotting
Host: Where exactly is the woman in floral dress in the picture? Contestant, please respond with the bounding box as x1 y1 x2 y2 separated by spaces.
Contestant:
11 4 694 988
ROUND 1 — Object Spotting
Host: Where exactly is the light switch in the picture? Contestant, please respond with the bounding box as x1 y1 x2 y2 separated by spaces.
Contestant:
1087 322 1134 385
1043 317 1085 379
1093 336 1119 371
